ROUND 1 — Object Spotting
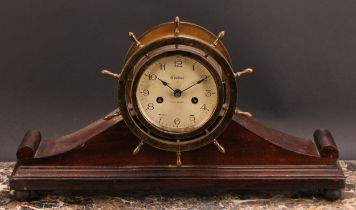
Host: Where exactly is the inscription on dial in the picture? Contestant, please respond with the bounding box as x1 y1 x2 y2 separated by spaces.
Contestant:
135 55 218 134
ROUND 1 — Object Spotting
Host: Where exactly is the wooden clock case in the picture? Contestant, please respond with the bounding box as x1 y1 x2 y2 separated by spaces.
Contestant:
10 18 345 201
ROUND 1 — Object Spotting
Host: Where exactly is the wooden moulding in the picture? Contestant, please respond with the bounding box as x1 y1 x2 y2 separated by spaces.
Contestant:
10 112 345 201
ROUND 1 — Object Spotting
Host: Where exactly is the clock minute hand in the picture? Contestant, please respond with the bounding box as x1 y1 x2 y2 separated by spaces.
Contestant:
158 78 175 92
181 76 209 93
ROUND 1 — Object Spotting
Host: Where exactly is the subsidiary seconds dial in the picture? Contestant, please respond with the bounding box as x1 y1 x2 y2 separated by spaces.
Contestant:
135 54 219 135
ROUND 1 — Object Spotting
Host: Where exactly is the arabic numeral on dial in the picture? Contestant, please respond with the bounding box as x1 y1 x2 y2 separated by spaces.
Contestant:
192 61 197 71
145 73 157 80
174 58 183 67
189 115 196 123
158 113 165 123
173 118 180 127
200 104 209 111
205 90 215 97
141 89 149 96
159 63 165 70
146 103 154 110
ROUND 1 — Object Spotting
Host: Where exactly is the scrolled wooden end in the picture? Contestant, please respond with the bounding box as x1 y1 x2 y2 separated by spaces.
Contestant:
16 130 42 162
313 129 339 159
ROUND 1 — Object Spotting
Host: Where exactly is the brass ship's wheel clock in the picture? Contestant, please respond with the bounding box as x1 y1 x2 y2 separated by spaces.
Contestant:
101 17 252 164
10 17 345 201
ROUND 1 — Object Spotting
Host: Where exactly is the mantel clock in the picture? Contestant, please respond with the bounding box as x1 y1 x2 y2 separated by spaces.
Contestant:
10 17 345 201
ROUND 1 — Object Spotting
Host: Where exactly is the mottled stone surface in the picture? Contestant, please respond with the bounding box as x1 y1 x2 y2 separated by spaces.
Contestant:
0 161 355 210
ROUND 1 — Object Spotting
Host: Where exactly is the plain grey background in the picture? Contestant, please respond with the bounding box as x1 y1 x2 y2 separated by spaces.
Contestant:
0 0 355 160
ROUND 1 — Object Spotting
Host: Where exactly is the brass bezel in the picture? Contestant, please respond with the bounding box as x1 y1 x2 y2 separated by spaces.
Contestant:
118 36 237 152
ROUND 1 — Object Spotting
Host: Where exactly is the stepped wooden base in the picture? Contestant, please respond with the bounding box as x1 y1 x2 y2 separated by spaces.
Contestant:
11 164 344 191
10 110 345 201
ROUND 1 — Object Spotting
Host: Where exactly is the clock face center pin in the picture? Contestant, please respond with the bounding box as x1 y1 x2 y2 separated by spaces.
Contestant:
174 89 182 97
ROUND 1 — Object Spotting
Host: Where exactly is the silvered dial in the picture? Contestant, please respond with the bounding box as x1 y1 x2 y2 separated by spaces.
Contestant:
135 54 219 134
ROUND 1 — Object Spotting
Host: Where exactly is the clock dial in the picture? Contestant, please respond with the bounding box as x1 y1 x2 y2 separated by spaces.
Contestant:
135 54 219 134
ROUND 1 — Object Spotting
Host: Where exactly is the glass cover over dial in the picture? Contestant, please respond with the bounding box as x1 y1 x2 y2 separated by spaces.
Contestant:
135 54 219 135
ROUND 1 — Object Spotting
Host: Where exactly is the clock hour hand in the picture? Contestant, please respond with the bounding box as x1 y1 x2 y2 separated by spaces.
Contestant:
181 75 209 93
157 78 175 92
